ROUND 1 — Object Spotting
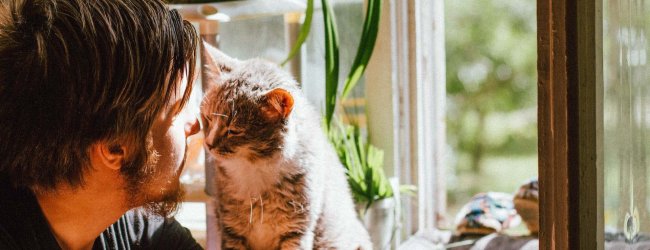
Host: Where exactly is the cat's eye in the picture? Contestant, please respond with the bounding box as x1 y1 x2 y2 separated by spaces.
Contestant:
227 128 244 136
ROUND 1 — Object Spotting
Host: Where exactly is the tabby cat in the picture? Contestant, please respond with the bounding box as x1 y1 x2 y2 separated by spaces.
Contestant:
200 42 371 250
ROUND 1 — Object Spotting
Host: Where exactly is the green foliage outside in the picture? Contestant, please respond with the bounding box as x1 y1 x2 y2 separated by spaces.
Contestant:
445 0 538 223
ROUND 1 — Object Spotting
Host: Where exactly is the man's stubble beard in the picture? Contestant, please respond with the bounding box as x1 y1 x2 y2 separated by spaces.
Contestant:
121 133 185 218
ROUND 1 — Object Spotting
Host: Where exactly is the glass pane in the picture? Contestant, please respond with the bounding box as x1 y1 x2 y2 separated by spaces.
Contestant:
603 0 650 247
444 0 538 234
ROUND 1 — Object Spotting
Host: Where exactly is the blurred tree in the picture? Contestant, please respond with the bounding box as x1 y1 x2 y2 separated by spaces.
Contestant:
445 0 538 173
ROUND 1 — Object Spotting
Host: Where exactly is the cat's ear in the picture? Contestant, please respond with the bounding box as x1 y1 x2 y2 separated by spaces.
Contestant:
201 40 238 80
262 88 294 121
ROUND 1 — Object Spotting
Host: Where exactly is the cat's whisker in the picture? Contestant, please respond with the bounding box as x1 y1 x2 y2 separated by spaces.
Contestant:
259 194 264 224
249 198 253 225
230 101 238 121
212 113 229 118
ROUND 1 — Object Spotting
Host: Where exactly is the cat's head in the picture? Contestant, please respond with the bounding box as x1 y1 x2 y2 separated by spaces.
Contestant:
200 42 297 161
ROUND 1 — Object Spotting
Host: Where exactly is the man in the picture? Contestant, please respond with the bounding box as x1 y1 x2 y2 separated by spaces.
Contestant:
0 0 203 249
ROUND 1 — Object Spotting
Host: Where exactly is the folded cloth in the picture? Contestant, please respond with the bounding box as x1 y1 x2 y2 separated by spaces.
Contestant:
513 177 539 235
454 192 521 236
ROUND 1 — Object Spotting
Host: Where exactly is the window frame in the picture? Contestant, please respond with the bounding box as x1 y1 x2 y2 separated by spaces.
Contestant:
365 0 446 240
373 0 607 247
537 0 604 248
181 0 612 248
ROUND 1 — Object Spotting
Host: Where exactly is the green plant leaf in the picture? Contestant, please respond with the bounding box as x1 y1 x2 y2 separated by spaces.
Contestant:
348 178 366 199
281 0 314 66
327 117 398 207
341 0 382 99
399 185 417 196
364 165 375 209
322 0 339 129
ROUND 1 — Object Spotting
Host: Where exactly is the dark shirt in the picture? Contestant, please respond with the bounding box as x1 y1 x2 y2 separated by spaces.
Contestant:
0 180 203 250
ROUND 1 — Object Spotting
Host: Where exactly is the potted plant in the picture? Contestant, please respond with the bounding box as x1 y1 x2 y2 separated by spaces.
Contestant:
327 118 415 249
284 1 415 249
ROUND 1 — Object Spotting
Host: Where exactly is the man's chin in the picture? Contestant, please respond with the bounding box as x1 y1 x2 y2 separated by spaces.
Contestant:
135 181 186 218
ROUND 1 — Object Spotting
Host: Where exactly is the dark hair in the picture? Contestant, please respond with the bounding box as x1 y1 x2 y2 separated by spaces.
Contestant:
0 0 198 190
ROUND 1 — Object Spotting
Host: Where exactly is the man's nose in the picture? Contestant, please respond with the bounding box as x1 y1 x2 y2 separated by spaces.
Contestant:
185 118 200 137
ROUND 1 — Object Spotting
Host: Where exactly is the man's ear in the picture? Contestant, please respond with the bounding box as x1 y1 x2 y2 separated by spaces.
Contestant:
262 88 294 121
90 142 126 170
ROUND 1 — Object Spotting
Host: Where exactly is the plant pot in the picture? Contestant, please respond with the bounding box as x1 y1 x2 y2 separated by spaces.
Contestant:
358 198 397 250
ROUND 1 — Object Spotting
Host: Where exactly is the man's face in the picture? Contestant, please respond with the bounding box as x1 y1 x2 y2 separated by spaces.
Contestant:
127 78 200 217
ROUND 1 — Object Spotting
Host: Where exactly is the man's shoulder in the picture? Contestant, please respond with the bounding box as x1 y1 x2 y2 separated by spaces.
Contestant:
0 181 60 249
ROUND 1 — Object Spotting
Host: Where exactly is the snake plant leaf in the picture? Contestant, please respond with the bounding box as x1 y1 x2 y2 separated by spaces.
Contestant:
281 0 314 66
341 0 381 99
322 0 339 129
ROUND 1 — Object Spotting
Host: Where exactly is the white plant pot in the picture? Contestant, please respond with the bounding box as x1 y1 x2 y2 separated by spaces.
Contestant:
358 198 397 250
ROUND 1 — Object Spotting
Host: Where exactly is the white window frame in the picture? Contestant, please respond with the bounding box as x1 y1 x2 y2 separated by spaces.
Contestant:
365 0 446 241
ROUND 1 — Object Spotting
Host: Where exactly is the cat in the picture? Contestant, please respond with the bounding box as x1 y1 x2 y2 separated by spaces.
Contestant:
199 42 372 250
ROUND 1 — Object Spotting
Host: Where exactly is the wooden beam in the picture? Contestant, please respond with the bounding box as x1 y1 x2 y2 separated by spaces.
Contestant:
537 0 603 249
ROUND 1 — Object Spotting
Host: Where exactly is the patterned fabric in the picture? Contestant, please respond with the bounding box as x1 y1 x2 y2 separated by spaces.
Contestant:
454 192 521 235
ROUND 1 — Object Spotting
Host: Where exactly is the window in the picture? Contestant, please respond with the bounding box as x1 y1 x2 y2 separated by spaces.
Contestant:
175 0 543 248
444 0 538 231
603 0 650 246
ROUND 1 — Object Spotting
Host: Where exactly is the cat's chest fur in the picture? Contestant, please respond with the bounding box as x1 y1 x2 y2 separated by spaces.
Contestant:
214 150 303 199
213 151 314 250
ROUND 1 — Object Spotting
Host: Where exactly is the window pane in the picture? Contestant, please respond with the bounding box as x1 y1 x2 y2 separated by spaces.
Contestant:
444 0 538 233
603 0 650 247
